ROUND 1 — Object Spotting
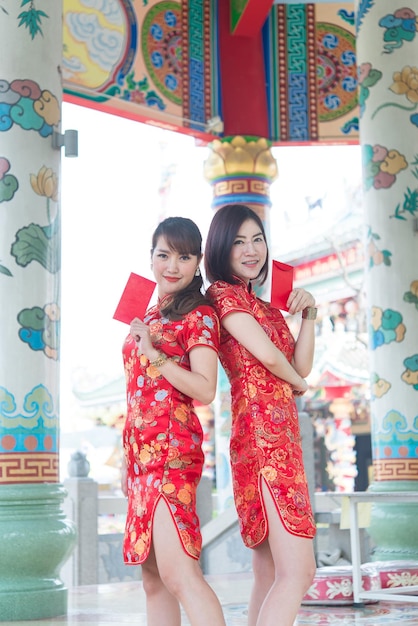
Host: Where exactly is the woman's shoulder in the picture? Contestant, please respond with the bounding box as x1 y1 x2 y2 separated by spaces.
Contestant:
207 281 252 317
207 280 245 297
184 302 219 322
181 304 220 341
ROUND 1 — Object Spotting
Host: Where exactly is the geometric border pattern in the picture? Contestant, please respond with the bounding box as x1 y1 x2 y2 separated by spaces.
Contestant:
374 459 418 481
182 0 213 130
0 453 59 484
274 3 318 142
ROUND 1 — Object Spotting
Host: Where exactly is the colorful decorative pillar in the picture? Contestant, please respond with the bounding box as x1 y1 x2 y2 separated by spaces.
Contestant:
356 0 418 559
0 2 76 620
203 135 278 510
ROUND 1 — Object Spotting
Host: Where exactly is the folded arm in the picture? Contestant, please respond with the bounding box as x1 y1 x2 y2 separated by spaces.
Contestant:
221 311 307 394
130 317 218 405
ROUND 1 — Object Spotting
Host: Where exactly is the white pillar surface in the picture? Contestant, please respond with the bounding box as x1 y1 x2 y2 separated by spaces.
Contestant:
0 4 77 620
356 0 418 558
0 1 62 483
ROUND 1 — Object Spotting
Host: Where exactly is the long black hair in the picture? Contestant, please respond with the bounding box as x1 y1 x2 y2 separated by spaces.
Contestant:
151 216 208 320
204 204 269 285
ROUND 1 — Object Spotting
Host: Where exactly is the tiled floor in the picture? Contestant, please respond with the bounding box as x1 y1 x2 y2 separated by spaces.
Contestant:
3 573 418 625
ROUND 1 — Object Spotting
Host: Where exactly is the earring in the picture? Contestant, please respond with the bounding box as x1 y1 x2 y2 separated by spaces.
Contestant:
195 267 201 277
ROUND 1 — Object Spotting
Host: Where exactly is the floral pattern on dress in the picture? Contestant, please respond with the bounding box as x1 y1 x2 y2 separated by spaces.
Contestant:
122 304 219 564
207 280 316 547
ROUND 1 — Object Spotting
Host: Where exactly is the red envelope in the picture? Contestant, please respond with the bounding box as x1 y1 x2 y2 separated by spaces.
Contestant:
113 272 156 324
271 260 294 311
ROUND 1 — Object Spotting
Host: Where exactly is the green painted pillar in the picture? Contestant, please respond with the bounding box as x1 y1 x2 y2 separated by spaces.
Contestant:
356 0 418 559
0 1 76 620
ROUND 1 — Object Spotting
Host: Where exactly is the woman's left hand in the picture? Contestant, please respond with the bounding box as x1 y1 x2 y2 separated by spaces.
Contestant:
286 288 315 315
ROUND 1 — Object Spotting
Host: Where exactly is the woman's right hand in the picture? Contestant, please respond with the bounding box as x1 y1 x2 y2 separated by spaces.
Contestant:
293 378 308 396
130 317 149 343
130 317 156 359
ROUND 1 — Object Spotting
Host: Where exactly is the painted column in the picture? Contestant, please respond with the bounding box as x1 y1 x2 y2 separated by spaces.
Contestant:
0 1 76 620
356 0 418 559
203 135 278 511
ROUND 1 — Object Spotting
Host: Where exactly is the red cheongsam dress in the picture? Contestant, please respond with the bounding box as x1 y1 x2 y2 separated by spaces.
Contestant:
122 304 219 564
207 280 316 548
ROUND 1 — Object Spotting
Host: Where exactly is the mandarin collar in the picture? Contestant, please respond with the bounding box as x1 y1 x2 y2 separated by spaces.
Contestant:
232 275 252 293
157 294 173 308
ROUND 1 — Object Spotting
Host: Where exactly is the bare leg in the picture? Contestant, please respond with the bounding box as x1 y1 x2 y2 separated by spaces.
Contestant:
152 497 226 626
248 480 316 626
247 541 274 626
141 543 181 626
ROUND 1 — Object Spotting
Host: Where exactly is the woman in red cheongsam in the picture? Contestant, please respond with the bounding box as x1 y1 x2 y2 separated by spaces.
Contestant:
121 217 225 626
204 205 317 626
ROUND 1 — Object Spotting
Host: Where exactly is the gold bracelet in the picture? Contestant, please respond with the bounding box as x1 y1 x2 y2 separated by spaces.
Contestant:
150 352 168 368
302 306 317 320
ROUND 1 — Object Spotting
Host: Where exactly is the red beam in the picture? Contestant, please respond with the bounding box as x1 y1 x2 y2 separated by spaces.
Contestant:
218 0 269 137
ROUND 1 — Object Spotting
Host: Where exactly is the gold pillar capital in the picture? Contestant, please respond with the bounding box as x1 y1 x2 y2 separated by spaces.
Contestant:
203 135 278 210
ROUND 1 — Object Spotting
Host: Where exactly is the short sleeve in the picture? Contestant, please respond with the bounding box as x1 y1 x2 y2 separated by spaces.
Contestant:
183 305 220 353
207 281 252 321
